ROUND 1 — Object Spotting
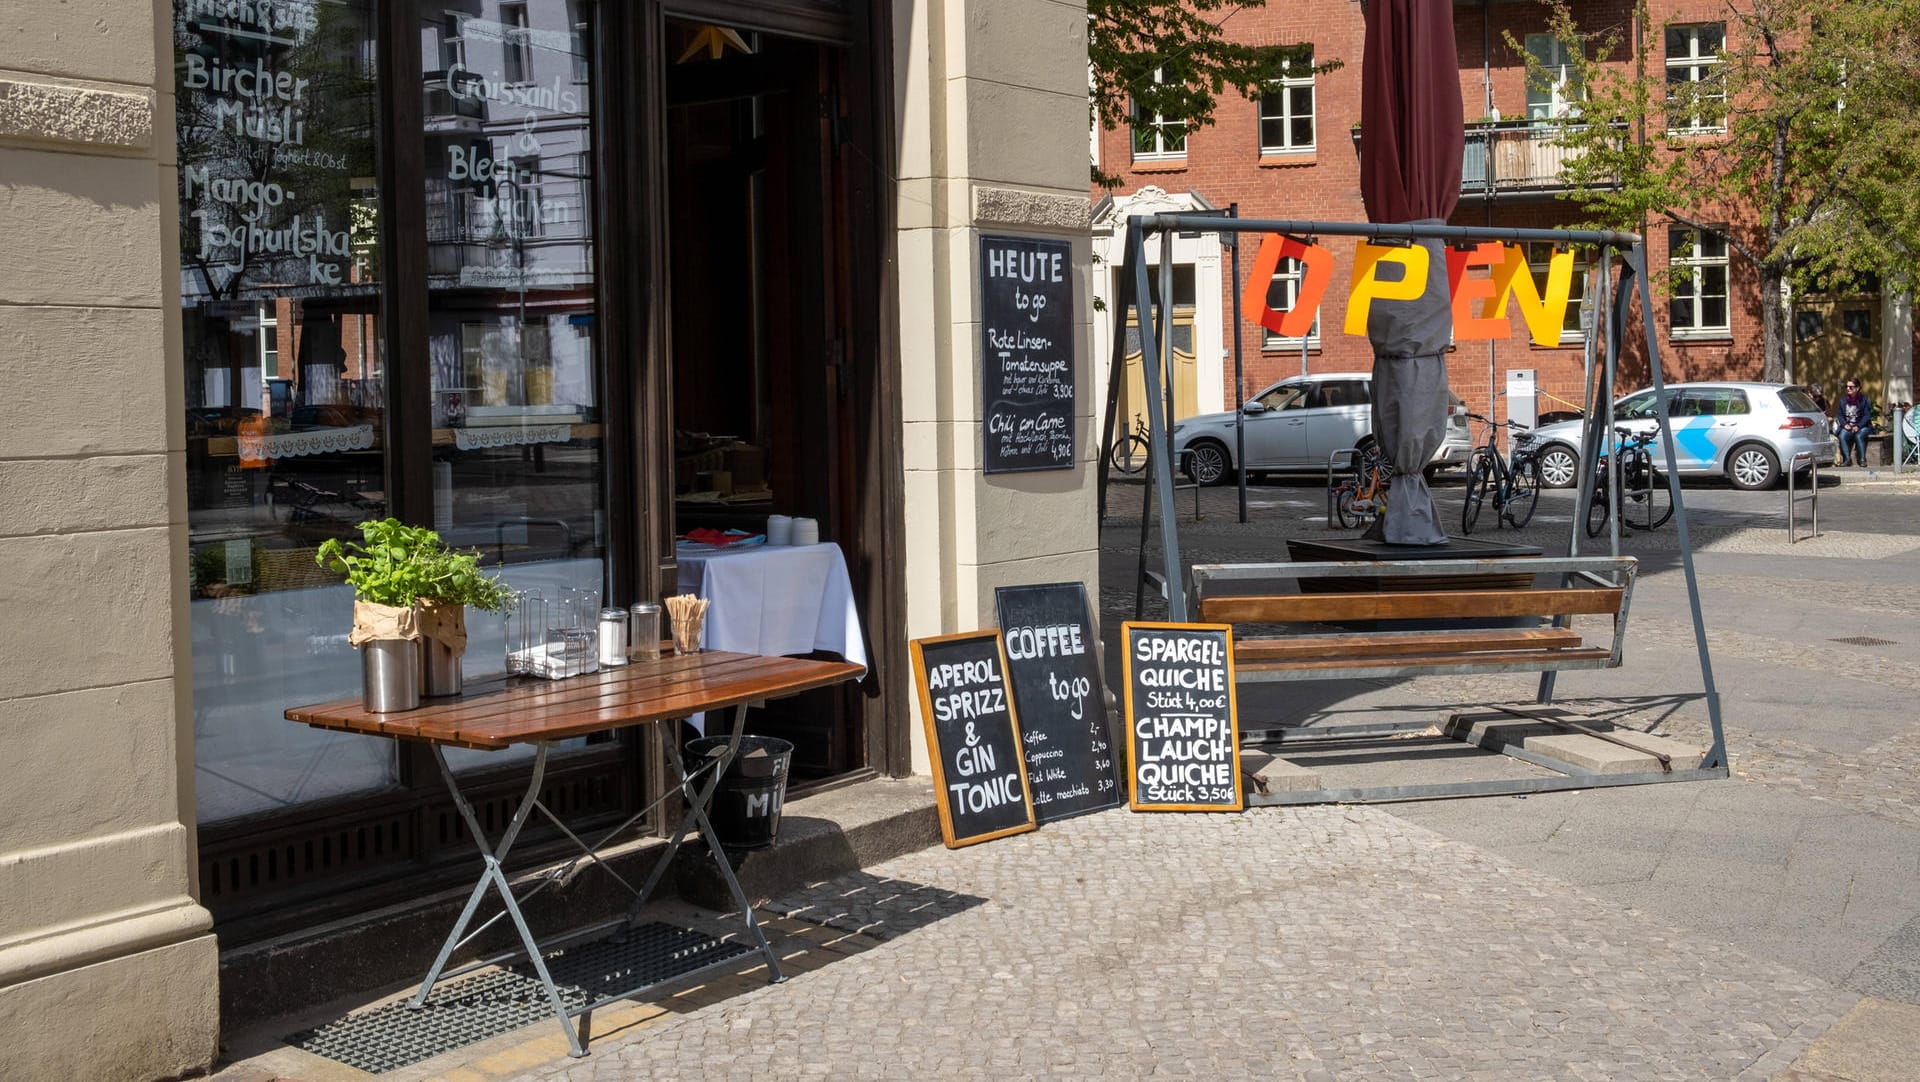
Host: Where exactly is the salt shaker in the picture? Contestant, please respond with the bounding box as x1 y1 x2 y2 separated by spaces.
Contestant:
597 607 629 667
629 602 661 661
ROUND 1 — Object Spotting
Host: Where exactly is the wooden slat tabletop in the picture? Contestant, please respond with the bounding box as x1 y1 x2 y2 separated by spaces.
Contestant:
285 651 864 750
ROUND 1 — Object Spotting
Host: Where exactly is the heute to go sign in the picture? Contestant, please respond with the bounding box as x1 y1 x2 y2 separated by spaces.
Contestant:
1240 234 1578 347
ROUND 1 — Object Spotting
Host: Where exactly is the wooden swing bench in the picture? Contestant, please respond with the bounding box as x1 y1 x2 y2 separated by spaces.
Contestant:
1188 555 1637 684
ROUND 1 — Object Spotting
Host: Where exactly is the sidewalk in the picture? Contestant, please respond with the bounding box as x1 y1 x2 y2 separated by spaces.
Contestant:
216 476 1920 1080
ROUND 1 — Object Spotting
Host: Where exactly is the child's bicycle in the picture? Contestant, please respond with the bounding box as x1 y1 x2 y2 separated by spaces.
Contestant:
1460 412 1541 534
1585 426 1674 537
1329 443 1392 529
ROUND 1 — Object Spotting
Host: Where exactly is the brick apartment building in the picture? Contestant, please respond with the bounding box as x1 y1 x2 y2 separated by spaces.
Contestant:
1091 0 1916 445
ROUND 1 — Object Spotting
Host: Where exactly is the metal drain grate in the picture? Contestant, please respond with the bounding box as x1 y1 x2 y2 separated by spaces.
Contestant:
287 922 752 1073
1832 636 1896 646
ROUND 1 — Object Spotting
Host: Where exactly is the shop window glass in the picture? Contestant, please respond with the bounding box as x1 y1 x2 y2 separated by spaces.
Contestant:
176 0 397 821
422 1 605 769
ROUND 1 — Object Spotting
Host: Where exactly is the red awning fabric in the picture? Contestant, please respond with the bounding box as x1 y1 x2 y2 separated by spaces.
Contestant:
1359 0 1465 225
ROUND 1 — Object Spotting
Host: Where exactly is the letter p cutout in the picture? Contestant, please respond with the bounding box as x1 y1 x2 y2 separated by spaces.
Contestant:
1345 242 1431 336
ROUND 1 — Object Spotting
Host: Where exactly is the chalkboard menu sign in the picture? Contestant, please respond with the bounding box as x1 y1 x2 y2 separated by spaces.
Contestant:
980 234 1075 474
994 583 1121 823
1122 623 1243 812
912 631 1038 848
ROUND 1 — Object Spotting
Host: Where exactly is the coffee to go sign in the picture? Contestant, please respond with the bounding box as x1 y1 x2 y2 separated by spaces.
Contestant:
1241 234 1578 346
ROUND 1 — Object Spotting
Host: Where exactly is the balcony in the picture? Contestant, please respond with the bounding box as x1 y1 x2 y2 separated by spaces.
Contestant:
1460 120 1625 198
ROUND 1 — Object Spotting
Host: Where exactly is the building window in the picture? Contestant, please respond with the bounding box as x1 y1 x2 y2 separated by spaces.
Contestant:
1669 227 1730 336
501 2 532 83
1261 258 1320 348
1524 34 1582 120
257 301 280 378
1666 23 1725 134
1525 242 1588 344
1257 47 1315 154
1131 68 1186 160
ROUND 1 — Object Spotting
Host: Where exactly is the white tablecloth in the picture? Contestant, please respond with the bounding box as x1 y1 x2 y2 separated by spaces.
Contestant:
676 541 868 671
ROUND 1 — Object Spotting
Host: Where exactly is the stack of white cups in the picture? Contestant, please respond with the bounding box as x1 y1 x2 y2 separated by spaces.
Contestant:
792 517 820 545
766 514 793 545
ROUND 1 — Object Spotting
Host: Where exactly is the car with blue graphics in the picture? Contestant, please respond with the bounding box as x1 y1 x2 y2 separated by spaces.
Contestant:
1516 382 1834 491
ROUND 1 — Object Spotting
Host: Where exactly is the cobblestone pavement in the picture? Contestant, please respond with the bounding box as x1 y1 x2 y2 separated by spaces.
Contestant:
516 807 1853 1081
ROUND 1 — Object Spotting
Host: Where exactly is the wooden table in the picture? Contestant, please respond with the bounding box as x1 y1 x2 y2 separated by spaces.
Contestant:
286 650 863 1057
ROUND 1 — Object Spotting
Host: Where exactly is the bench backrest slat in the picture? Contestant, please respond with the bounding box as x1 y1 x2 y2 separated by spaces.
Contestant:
1200 587 1625 625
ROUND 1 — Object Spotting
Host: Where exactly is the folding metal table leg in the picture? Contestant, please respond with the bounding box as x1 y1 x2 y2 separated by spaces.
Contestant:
409 742 589 1058
623 704 785 983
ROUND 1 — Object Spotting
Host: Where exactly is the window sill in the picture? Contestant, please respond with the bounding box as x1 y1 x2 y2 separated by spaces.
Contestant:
1669 330 1733 344
1131 159 1188 174
1258 151 1317 168
1262 341 1322 353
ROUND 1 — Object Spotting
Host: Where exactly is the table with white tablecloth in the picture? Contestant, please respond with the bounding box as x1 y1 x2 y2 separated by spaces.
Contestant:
675 542 868 730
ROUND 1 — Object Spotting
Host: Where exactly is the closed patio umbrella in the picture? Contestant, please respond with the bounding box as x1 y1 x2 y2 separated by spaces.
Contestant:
1358 0 1464 545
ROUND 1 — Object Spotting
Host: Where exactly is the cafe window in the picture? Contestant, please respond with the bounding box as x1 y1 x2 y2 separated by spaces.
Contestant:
176 0 611 822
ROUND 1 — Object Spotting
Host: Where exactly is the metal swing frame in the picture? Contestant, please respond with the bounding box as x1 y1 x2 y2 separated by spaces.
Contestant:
1097 213 1729 799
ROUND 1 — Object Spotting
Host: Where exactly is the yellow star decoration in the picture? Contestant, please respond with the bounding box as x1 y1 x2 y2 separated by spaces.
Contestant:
676 25 753 63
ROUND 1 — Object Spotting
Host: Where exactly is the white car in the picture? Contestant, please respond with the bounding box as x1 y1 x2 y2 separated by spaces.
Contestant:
1171 372 1471 485
1517 382 1835 490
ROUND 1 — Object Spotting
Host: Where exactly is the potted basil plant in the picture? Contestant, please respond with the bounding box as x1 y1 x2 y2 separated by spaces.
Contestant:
316 519 439 712
414 542 512 697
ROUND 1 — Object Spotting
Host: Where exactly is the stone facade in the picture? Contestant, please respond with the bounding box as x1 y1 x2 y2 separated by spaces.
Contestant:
0 1 220 1079
894 0 1098 774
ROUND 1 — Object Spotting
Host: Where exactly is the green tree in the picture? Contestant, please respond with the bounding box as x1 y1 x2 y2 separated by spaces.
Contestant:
1089 0 1339 187
1515 0 1920 382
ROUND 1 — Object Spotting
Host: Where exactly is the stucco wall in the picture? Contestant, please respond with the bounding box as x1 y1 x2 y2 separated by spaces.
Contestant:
894 0 1098 774
0 1 218 1077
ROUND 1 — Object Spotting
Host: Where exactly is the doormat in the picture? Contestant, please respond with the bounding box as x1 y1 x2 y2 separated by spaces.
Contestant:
286 922 752 1073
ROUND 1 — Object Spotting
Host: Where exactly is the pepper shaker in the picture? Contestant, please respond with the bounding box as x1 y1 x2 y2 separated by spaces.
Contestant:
628 602 661 661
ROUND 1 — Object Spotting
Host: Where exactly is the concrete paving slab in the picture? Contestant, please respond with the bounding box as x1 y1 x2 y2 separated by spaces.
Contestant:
1239 748 1321 792
1779 997 1920 1082
1443 709 1706 775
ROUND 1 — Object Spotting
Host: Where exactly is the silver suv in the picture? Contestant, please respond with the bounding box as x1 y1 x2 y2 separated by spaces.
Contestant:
1171 373 1471 485
1517 382 1834 490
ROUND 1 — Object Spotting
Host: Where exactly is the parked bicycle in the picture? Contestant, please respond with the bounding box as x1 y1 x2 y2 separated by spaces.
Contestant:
1460 412 1541 533
1107 412 1150 475
1330 443 1392 529
1585 426 1674 537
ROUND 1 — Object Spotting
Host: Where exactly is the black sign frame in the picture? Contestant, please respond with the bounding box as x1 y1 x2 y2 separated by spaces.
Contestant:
912 630 1038 847
1121 622 1244 813
994 583 1122 823
979 233 1075 474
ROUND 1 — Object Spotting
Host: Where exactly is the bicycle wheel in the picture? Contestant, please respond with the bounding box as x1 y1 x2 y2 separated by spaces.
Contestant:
1333 485 1361 529
1107 434 1148 475
1584 470 1611 538
1461 455 1491 534
1502 456 1541 528
1621 453 1673 530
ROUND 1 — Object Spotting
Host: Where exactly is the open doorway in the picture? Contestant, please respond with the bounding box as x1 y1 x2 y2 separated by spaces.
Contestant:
662 18 865 781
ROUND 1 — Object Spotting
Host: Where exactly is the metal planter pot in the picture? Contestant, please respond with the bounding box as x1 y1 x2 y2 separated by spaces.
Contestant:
421 635 464 697
362 638 421 713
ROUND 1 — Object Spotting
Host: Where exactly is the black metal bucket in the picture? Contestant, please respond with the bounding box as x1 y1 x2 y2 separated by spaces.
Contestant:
685 735 794 850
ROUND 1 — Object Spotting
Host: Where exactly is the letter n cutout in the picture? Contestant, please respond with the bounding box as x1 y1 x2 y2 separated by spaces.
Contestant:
1491 245 1576 346
1241 234 1332 339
